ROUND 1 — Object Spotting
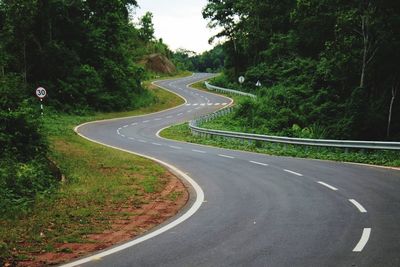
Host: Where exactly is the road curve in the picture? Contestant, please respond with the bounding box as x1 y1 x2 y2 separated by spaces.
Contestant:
68 73 400 267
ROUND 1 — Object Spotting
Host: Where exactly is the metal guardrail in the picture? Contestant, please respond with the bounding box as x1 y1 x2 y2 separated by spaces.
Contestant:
205 82 257 98
189 108 400 151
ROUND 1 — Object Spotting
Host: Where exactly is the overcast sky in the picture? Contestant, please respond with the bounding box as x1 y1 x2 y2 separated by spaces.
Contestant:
134 0 218 53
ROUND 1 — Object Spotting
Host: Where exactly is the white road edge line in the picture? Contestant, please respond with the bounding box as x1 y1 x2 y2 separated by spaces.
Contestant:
218 154 235 159
283 169 303 176
349 199 367 213
353 228 371 252
317 181 338 191
68 120 204 267
250 160 269 166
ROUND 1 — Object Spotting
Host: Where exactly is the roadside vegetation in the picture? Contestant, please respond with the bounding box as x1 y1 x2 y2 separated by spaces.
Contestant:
202 1 400 141
0 1 189 264
161 81 400 167
0 77 186 266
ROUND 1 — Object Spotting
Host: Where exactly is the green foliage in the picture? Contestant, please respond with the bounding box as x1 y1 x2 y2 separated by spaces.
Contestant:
172 45 225 73
0 75 57 217
0 0 156 113
203 0 400 140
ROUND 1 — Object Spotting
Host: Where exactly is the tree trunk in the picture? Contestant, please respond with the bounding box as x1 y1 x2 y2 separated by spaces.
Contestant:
23 40 27 84
387 84 397 137
360 16 367 88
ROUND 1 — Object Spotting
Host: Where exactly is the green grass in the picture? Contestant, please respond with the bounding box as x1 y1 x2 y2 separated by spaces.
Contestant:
161 82 400 167
0 73 188 265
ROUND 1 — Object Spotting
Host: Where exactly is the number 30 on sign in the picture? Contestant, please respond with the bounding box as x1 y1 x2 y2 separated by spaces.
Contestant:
36 87 47 98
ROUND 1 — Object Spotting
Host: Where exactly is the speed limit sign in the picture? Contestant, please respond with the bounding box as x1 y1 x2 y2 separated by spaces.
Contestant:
36 87 47 98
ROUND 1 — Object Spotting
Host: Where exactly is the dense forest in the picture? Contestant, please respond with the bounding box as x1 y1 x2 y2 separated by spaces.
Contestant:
203 0 400 140
0 0 173 215
173 45 225 73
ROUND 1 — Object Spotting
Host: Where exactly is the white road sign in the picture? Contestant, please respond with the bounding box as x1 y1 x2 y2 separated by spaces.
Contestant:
238 76 245 84
256 80 262 87
36 87 47 98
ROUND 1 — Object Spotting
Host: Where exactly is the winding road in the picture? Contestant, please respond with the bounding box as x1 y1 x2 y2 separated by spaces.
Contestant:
67 73 400 267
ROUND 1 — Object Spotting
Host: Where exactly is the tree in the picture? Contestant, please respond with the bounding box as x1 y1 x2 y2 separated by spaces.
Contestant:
139 11 155 42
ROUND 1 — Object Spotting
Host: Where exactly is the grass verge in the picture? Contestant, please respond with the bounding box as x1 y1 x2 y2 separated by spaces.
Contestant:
0 73 188 266
161 81 400 167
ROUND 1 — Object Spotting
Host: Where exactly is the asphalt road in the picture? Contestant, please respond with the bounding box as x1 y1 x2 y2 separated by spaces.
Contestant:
70 73 400 267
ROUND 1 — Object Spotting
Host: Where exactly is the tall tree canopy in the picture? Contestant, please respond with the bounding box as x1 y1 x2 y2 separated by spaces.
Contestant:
203 0 400 140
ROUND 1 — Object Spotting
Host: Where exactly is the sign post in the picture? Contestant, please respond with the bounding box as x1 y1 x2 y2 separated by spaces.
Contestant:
238 76 245 84
35 87 47 115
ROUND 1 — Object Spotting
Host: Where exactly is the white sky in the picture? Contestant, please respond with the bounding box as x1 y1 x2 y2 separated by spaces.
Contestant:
134 0 218 54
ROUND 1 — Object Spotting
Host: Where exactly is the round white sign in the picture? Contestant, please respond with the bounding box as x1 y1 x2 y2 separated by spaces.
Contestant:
238 76 245 84
36 87 47 98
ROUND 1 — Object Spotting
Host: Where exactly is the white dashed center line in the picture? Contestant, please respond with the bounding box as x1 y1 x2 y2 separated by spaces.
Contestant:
218 154 235 159
177 113 183 116
349 199 367 213
131 123 138 126
152 143 162 146
123 125 128 128
142 120 150 123
138 140 147 143
283 169 303 176
249 160 269 166
353 228 371 252
154 118 161 121
317 181 338 191
166 116 173 119
169 145 182 150
192 149 206 154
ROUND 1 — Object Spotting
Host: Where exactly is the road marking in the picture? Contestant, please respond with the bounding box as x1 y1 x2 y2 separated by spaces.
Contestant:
185 104 191 106
207 103 213 106
192 149 206 153
131 122 138 125
317 181 338 191
153 118 161 121
177 113 183 116
349 199 367 213
123 125 129 128
195 107 201 110
193 103 198 106
222 103 228 105
120 134 125 137
250 160 269 166
152 143 162 146
353 228 371 252
187 110 192 113
138 140 147 143
214 103 220 105
117 129 121 135
283 169 303 176
218 154 235 159
169 145 182 150
200 103 205 106
128 137 135 140
142 120 150 123
166 116 173 118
